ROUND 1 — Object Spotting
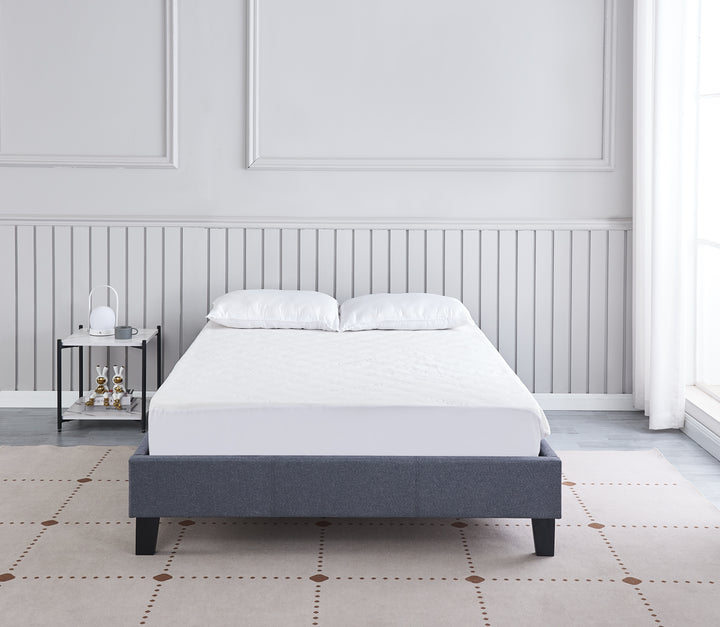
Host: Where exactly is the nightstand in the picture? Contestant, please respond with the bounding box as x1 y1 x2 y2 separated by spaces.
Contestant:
56 325 162 433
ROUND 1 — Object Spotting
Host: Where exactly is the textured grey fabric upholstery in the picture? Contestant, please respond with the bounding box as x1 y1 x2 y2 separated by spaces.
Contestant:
129 438 561 520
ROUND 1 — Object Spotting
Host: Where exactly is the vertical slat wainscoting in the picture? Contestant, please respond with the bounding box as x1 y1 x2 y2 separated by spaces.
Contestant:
317 229 335 296
516 231 536 390
162 228 182 382
88 227 109 391
461 230 480 325
145 227 164 384
534 231 554 394
126 227 145 392
335 230 354 303
53 227 73 395
498 231 518 372
0 226 17 390
180 228 208 355
552 232 572 393
389 230 408 295
15 226 35 390
0 221 632 396
35 226 54 392
107 227 127 390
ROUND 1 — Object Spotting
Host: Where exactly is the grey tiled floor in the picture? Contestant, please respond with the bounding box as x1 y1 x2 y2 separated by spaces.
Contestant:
546 411 720 508
1 408 719 507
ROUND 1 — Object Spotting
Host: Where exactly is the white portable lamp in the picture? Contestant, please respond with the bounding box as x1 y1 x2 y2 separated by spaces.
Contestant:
88 285 119 336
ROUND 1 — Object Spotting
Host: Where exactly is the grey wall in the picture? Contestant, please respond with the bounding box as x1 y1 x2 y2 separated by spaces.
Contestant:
0 0 632 221
0 0 633 393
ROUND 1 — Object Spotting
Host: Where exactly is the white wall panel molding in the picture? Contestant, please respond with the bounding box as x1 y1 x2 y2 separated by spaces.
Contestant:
0 219 632 397
247 0 616 171
0 0 177 168
0 215 632 231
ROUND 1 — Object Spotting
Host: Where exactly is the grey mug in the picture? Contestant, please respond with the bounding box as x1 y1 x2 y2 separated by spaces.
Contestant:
115 326 139 340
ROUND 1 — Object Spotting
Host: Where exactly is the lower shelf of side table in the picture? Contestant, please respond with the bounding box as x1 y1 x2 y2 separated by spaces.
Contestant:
61 395 150 422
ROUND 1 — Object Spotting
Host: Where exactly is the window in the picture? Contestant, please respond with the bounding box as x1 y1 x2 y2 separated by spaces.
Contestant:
695 0 720 402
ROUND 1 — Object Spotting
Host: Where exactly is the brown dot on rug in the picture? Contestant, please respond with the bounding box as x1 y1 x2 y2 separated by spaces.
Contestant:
622 577 642 586
466 576 484 583
309 574 328 582
76 478 92 483
562 481 576 486
153 574 172 582
178 520 195 526
40 520 58 527
588 523 605 529
451 522 468 528
315 520 332 527
0 573 15 582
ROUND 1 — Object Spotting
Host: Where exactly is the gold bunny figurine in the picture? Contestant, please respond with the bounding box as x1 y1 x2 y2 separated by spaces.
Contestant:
85 366 109 406
111 365 126 409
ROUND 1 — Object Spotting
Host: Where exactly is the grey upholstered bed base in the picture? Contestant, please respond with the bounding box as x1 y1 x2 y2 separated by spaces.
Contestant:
129 437 561 556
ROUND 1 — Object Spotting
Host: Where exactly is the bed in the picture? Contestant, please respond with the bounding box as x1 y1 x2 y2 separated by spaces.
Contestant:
129 291 561 556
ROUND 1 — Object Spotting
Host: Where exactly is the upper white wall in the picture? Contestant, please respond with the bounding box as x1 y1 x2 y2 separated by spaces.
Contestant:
0 0 632 221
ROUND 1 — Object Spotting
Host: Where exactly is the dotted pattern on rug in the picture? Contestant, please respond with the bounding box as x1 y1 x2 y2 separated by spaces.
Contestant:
559 470 719 627
1 447 720 626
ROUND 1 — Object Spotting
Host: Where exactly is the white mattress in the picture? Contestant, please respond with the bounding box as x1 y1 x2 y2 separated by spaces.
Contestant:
148 322 550 456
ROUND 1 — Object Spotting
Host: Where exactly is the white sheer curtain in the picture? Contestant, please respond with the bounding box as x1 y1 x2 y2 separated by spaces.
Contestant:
633 0 698 429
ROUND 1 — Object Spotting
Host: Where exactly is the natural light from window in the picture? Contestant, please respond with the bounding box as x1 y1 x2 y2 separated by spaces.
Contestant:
695 0 720 401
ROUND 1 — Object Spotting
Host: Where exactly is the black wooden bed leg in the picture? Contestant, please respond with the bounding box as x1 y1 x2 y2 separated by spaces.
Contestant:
532 518 555 556
135 517 160 555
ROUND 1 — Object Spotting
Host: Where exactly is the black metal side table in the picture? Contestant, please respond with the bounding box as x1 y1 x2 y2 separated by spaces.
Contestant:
56 325 162 433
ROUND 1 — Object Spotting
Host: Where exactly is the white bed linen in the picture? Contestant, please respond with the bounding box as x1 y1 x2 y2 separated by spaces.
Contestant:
149 322 550 456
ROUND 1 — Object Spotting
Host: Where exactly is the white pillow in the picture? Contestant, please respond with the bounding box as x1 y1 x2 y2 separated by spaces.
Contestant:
340 293 474 331
207 289 339 331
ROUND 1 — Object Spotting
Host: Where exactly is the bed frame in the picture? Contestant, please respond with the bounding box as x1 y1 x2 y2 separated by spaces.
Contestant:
129 437 561 556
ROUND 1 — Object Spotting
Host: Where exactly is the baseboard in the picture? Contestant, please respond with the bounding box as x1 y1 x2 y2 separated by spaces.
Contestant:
533 394 635 411
682 415 720 463
0 391 154 408
0 391 79 408
2 391 634 411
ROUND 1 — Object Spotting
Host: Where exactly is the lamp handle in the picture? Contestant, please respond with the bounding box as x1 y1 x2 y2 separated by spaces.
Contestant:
88 285 119 319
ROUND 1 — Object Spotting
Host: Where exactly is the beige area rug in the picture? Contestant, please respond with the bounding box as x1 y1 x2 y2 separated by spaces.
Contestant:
1 447 720 627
